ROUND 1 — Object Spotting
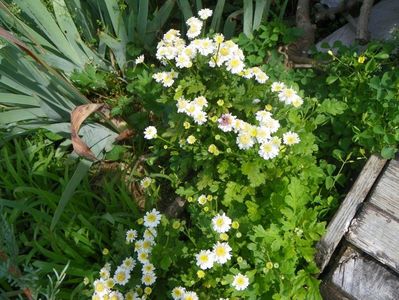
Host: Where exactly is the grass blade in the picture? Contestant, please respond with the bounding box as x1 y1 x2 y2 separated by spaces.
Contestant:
50 159 92 230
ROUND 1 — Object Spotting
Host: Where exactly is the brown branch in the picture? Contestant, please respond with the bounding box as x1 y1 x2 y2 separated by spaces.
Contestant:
286 0 316 65
356 0 374 44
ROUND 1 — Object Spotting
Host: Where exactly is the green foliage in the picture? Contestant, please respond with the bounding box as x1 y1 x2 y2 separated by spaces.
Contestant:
0 134 142 298
236 21 302 65
315 41 399 159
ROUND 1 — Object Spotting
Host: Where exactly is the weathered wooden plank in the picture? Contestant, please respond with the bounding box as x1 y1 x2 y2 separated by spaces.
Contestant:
322 246 399 300
346 203 399 273
320 282 354 300
315 155 387 273
369 159 399 217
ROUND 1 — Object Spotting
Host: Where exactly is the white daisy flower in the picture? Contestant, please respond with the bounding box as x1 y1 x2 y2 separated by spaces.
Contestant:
193 96 208 108
198 8 213 20
232 273 249 291
137 250 150 264
113 266 130 286
187 23 202 39
109 291 124 300
135 55 144 65
192 110 207 125
291 95 304 107
197 38 215 56
256 126 271 144
93 279 108 296
171 286 186 299
134 240 144 252
177 98 189 113
105 278 114 289
140 177 153 189
236 132 255 150
212 213 232 233
271 81 286 92
212 242 232 264
141 239 154 253
126 229 138 243
99 267 110 280
142 262 155 274
218 113 236 132
260 117 280 133
122 257 135 271
176 54 193 68
278 87 297 104
242 68 254 79
142 271 157 285
283 131 300 145
258 141 280 160
197 194 207 205
144 126 157 140
144 209 162 228
143 228 158 241
195 249 215 270
226 57 244 74
183 291 199 300
255 110 273 124
251 67 269 83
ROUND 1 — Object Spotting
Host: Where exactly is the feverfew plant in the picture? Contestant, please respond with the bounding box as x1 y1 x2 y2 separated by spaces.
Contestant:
91 8 326 300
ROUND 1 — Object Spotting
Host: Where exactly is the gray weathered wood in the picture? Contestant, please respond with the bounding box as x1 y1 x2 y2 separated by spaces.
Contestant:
369 159 399 217
346 203 399 273
322 246 399 300
315 155 387 273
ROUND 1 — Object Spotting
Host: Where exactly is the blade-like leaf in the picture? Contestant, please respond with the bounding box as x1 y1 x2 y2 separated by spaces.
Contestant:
137 0 149 38
99 31 126 69
177 0 193 21
0 108 46 124
0 93 40 107
210 0 225 32
253 0 269 31
243 0 253 37
50 159 92 230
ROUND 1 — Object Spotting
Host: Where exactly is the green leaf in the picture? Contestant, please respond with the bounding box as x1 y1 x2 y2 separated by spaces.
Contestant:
51 159 92 230
381 147 396 159
243 0 253 37
326 75 338 85
241 161 266 187
210 0 225 32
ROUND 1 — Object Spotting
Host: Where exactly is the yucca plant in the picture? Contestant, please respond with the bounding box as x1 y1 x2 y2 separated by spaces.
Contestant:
0 0 181 229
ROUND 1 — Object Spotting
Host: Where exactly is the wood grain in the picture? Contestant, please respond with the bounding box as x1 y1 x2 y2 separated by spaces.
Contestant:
315 155 387 273
346 203 399 273
322 246 399 300
369 159 399 217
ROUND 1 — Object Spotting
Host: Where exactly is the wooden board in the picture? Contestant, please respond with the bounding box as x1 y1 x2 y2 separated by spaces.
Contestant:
368 159 399 217
315 155 387 273
346 203 399 273
321 246 399 300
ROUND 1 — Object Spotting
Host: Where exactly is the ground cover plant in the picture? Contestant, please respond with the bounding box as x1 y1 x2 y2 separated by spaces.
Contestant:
1 1 398 299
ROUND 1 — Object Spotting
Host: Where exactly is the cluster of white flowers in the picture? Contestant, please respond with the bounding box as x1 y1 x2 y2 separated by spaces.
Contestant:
152 10 269 87
216 110 299 160
176 96 209 125
271 82 303 107
171 287 199 300
92 209 162 299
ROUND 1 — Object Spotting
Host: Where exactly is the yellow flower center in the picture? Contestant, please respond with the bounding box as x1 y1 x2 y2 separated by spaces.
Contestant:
116 272 126 282
95 282 105 293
